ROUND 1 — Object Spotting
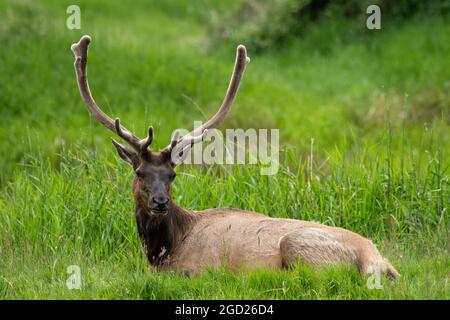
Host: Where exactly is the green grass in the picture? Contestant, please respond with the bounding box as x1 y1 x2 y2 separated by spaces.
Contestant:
0 0 448 299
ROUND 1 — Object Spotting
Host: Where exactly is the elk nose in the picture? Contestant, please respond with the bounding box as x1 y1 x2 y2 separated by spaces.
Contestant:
152 196 169 206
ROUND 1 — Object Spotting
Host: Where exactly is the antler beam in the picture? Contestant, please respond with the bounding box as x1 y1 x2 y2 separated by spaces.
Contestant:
71 35 153 153
167 44 250 156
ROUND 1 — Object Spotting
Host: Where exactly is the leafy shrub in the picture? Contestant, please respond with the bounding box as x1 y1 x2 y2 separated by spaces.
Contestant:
209 0 449 51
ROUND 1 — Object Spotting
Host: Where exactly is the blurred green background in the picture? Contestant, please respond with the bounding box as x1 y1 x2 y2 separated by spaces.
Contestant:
0 0 448 299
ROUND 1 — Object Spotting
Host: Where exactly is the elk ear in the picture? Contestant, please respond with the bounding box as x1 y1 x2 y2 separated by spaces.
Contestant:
112 139 139 168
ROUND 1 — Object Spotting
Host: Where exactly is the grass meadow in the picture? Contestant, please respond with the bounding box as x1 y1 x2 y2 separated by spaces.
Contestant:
0 0 448 299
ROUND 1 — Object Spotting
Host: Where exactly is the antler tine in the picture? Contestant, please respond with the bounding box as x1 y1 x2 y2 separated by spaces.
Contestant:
71 35 152 152
140 126 154 151
170 129 208 165
168 129 208 165
166 44 250 151
114 118 153 152
169 130 180 150
176 129 208 152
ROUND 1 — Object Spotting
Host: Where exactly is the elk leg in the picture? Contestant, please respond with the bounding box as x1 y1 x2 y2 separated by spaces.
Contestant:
279 228 399 279
279 228 358 269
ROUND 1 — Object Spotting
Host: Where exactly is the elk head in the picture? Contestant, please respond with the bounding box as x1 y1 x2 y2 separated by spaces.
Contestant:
71 35 250 216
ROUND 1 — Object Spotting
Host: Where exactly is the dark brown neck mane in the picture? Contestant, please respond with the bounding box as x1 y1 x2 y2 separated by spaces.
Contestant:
134 184 196 266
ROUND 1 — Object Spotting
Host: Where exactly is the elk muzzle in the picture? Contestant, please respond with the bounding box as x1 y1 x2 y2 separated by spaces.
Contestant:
150 195 170 214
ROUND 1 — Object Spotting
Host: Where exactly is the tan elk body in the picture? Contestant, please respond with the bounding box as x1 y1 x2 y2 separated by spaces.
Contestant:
71 35 399 278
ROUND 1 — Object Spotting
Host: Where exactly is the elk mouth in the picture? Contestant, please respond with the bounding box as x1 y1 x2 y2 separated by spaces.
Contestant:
147 198 169 216
149 208 168 216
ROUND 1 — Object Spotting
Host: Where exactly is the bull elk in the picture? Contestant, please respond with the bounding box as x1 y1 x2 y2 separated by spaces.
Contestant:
71 35 399 279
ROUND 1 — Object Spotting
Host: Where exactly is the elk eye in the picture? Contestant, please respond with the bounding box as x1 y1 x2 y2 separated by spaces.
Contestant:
135 170 144 178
